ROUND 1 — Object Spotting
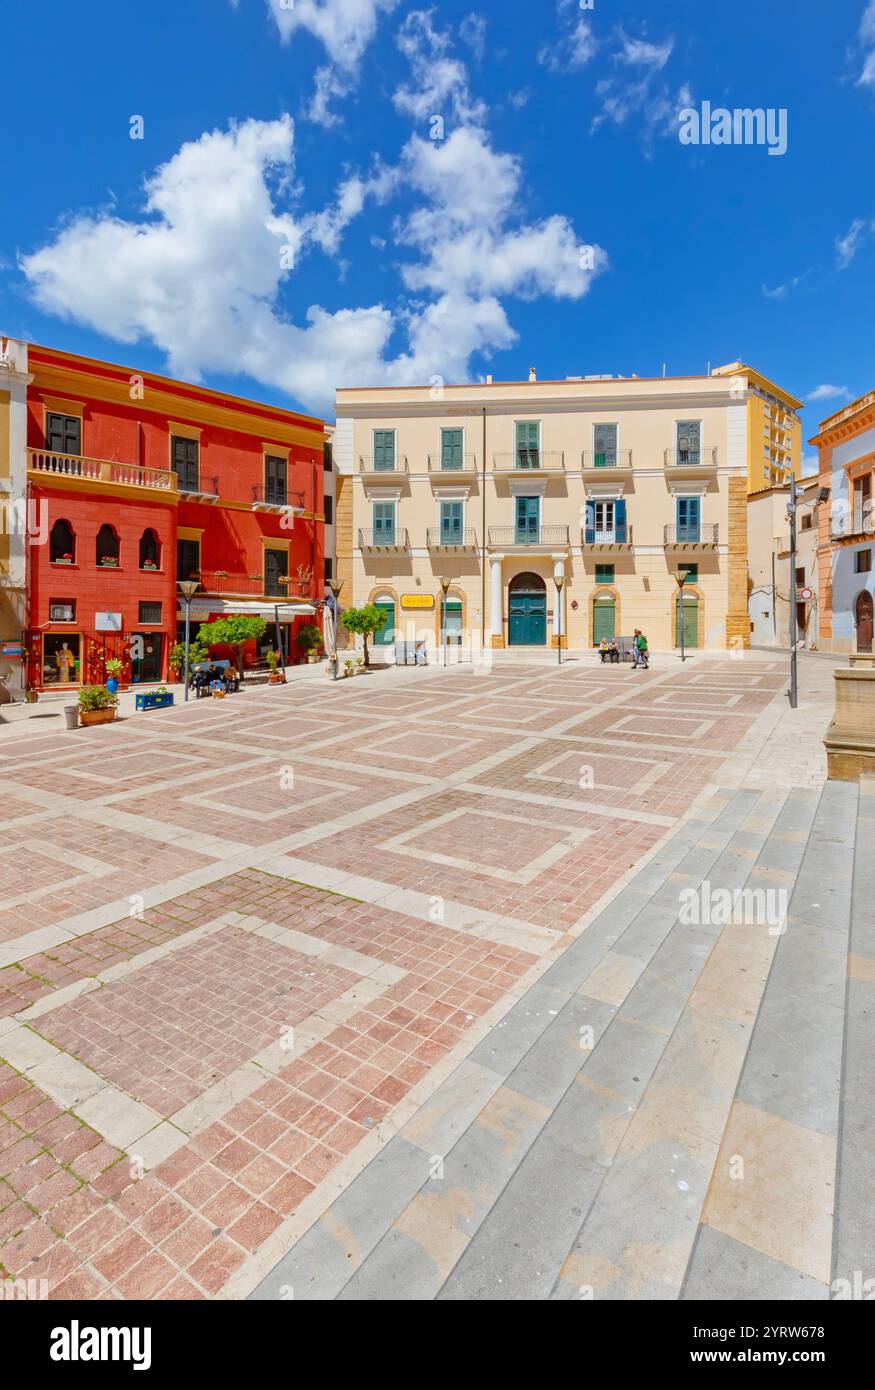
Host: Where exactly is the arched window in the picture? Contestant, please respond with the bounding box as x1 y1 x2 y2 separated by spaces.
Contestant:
96 524 120 567
139 528 161 570
50 519 76 564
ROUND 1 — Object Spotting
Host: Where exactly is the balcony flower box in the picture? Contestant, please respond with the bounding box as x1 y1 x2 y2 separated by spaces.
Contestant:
53 555 74 565
135 690 174 712
141 561 158 571
99 557 119 567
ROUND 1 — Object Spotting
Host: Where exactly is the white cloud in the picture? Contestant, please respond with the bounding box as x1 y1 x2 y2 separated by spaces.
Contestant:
538 0 597 73
835 216 874 269
858 0 875 85
393 9 486 123
807 384 850 402
592 29 690 150
267 0 400 125
459 12 487 62
762 270 812 300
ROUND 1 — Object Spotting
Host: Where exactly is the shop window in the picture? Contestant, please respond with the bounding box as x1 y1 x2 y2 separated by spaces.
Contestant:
139 529 161 569
139 601 162 625
96 524 120 567
49 600 76 622
50 519 76 564
42 634 81 685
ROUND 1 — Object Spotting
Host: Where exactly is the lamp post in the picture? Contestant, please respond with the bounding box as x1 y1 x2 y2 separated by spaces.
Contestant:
327 578 344 680
177 580 200 701
674 571 689 663
439 576 451 666
554 574 565 666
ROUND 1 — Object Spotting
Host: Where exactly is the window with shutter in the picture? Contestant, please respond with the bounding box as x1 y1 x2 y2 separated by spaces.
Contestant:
46 413 81 456
593 424 618 468
373 431 396 471
177 539 200 580
172 437 199 491
515 422 540 468
264 549 289 597
441 429 463 470
676 421 701 464
265 455 287 505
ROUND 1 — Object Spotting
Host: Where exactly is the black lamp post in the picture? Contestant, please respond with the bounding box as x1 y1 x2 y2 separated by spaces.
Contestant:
553 574 565 665
439 577 451 666
328 578 344 680
674 571 689 663
177 580 200 701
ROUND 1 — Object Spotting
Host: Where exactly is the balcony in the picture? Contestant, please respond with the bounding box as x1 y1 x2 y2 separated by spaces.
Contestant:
358 528 411 552
493 452 565 472
27 448 178 499
426 527 479 550
664 446 718 472
663 524 719 547
251 484 305 516
358 455 409 479
832 510 875 542
427 453 478 481
582 524 633 547
176 473 220 504
488 525 570 550
582 449 633 471
198 570 267 597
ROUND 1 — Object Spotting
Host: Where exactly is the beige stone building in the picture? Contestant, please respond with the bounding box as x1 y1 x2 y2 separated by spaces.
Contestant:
747 479 821 648
334 366 797 656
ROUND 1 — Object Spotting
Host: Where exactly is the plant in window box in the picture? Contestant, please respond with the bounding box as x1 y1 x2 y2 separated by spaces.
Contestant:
99 555 119 567
55 553 73 565
141 559 157 570
77 685 119 727
104 657 123 695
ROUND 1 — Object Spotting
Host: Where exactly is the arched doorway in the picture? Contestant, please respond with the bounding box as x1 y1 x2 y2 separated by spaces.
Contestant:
592 591 616 644
509 572 547 646
372 592 396 647
856 590 874 653
675 591 700 649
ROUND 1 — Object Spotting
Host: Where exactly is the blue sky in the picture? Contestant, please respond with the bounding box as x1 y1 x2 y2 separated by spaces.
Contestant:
2 0 874 457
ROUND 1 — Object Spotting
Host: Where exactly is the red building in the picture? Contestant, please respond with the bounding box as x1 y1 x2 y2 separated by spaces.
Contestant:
24 344 325 690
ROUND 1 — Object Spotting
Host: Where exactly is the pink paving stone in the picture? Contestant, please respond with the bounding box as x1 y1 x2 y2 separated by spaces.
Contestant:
188 1237 248 1295
226 1202 284 1252
116 1250 178 1300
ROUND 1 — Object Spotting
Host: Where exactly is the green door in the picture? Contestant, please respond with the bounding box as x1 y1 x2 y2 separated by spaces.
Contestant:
509 589 547 645
374 601 395 646
675 594 699 648
593 596 616 643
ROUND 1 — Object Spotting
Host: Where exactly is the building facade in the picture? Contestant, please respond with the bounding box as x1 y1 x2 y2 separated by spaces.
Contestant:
334 366 798 655
0 338 31 702
810 388 875 654
712 361 803 496
747 480 821 648
16 340 325 691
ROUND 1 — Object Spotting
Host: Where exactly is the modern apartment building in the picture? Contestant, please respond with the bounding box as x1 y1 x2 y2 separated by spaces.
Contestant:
712 361 803 495
13 339 326 692
333 365 799 654
810 388 875 654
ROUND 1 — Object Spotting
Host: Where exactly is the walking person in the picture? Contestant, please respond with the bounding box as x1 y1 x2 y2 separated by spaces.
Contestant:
630 629 650 670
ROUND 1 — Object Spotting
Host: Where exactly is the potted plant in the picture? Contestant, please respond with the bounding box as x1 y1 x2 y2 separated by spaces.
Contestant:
99 555 119 567
104 657 122 694
344 658 356 678
297 624 324 664
78 685 119 727
54 553 74 565
135 686 174 712
141 559 157 570
266 649 283 684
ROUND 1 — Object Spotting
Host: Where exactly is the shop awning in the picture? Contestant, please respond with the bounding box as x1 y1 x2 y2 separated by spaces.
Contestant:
177 599 317 621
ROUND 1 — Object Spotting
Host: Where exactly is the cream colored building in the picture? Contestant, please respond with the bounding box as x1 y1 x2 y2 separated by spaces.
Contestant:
747 479 821 648
0 337 30 702
333 366 795 656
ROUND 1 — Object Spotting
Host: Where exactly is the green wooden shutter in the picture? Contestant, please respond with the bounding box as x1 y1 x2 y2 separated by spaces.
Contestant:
373 431 396 471
441 429 463 470
515 422 539 468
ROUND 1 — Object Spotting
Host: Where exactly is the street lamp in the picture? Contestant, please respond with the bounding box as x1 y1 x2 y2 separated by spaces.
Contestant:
327 578 344 680
787 479 830 709
553 574 565 666
177 580 200 701
674 570 689 663
439 577 451 667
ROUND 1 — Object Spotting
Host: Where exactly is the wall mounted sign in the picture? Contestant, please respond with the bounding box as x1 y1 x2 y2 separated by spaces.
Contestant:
95 612 123 632
1 642 24 659
400 595 435 610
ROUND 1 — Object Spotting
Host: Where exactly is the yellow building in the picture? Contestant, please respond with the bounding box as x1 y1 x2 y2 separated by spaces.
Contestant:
0 338 30 702
334 364 801 656
711 361 803 495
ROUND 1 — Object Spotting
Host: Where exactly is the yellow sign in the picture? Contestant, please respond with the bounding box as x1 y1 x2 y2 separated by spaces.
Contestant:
400 594 435 610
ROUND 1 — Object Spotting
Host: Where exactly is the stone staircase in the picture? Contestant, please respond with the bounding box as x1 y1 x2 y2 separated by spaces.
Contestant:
251 777 871 1301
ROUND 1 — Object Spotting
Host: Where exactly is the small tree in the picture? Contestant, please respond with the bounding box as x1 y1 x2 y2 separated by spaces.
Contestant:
199 615 267 685
297 624 324 658
169 637 208 677
341 604 388 668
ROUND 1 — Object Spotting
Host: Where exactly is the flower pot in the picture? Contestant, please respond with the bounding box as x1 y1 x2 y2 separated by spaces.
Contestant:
268 671 282 684
106 677 119 695
79 708 116 727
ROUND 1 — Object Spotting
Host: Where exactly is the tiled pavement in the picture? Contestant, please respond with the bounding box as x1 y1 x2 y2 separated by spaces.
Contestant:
0 650 859 1300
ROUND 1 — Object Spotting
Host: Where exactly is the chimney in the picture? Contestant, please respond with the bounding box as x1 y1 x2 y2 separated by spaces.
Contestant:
485 374 493 384
528 367 536 382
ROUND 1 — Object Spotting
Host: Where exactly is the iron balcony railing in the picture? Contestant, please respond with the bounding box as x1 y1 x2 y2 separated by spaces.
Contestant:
664 446 718 468
197 570 267 596
493 451 565 472
27 448 177 494
427 453 477 472
581 449 633 469
358 455 409 474
358 528 411 549
426 527 478 548
488 525 570 547
583 524 633 545
175 473 219 497
663 524 719 545
251 484 305 509
832 510 875 540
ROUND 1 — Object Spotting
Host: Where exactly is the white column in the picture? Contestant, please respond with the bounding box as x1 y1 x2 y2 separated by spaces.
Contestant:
552 556 566 644
490 555 504 645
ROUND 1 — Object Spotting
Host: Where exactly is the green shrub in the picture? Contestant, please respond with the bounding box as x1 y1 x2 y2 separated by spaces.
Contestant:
78 685 119 712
